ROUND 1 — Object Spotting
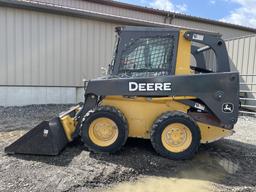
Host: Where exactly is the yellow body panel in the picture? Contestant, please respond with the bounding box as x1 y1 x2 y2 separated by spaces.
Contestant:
198 122 234 143
102 96 189 138
101 96 233 143
175 30 191 75
60 115 76 142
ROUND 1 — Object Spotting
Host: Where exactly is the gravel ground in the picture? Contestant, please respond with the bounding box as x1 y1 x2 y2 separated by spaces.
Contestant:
0 105 73 132
0 105 256 192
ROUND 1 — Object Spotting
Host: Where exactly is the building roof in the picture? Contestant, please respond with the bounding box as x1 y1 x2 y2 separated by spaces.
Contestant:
0 0 220 34
87 0 256 33
0 0 255 33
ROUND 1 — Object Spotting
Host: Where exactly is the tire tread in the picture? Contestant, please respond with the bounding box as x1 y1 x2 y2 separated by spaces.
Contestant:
81 105 128 153
150 111 201 160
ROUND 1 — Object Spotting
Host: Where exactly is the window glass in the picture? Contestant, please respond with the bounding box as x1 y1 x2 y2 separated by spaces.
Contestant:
122 45 146 70
119 35 175 77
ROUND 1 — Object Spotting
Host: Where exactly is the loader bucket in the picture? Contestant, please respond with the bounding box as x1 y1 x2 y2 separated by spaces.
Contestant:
5 117 68 156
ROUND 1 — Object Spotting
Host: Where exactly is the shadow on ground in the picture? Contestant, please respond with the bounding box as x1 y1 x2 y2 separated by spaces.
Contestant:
9 140 84 166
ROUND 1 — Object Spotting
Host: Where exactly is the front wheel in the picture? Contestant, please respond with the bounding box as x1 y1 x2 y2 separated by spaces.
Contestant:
81 106 128 153
150 111 201 160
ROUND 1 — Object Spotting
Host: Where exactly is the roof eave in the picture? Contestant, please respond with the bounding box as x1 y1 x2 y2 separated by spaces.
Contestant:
0 0 220 36
86 0 256 33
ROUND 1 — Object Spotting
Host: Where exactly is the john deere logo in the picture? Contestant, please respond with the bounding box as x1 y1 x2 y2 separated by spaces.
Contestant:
222 103 234 113
129 82 172 92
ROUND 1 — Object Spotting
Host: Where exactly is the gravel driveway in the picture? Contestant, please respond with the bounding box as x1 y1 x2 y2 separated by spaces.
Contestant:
0 105 255 192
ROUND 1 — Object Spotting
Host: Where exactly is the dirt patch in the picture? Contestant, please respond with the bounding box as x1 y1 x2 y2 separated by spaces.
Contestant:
0 106 256 192
104 176 211 192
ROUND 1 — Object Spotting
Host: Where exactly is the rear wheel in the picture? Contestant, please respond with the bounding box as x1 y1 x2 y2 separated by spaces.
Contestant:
150 111 200 160
81 106 128 153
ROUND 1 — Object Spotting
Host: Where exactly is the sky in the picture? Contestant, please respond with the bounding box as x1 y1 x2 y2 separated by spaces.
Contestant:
118 0 256 28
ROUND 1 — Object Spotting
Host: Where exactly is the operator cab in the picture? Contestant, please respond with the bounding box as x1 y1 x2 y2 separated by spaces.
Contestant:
108 26 230 78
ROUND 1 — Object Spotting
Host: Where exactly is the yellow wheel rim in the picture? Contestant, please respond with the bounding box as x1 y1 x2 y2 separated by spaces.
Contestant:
161 123 192 153
88 117 118 147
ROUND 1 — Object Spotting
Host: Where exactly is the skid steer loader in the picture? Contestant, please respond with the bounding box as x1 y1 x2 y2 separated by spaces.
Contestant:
5 26 239 160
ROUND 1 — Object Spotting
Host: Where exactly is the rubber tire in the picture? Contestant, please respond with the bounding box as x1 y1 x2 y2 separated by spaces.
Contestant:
150 111 201 160
81 106 128 153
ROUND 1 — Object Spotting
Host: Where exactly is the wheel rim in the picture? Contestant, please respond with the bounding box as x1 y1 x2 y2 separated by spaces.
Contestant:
88 117 119 147
161 123 192 153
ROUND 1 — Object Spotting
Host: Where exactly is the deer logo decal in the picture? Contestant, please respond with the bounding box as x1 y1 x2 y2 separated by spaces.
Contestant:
222 103 234 113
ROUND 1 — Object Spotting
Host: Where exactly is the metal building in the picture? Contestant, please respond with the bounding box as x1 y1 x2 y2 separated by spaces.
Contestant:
226 35 256 113
0 0 255 106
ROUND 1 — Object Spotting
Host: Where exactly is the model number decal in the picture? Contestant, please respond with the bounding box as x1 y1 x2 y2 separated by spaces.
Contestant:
193 34 204 41
129 82 171 92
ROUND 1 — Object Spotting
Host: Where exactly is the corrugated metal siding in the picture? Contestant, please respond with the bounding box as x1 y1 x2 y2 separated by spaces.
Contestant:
0 6 116 87
27 0 254 39
226 35 256 93
226 35 256 74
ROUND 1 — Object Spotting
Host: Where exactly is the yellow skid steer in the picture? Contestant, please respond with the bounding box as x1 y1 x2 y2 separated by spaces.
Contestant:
5 26 239 160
